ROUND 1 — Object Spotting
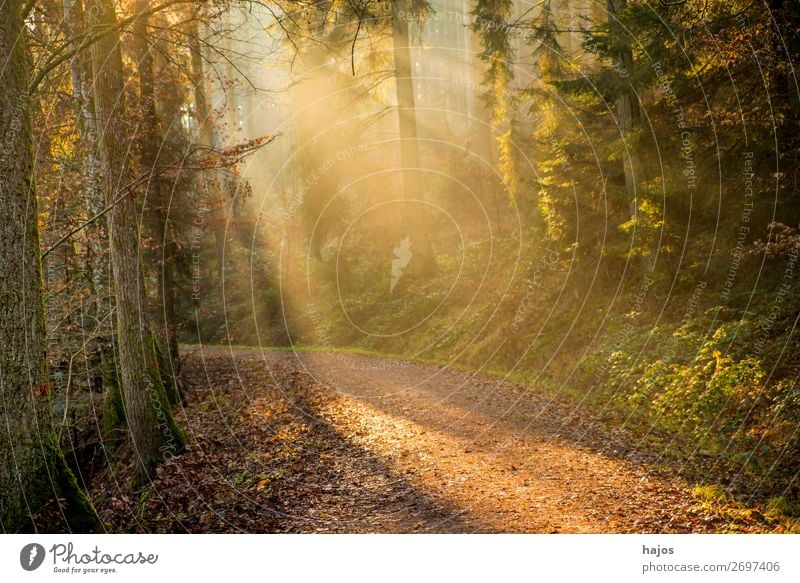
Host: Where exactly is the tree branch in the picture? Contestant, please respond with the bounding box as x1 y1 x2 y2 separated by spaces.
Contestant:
41 136 276 259
29 0 207 95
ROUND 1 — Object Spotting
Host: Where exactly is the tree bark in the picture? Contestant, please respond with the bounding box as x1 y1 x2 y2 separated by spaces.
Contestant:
189 21 226 287
132 0 181 404
62 0 124 451
607 0 641 198
391 0 435 275
190 22 216 151
86 0 184 481
606 0 652 272
0 0 96 532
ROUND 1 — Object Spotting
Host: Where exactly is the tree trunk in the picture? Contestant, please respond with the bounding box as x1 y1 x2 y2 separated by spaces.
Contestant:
607 0 641 198
87 0 184 481
391 0 435 275
189 21 225 290
62 0 124 451
0 0 96 532
133 0 181 404
190 22 216 150
607 0 650 271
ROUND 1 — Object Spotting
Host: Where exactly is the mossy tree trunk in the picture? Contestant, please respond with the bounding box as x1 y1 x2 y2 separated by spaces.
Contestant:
0 0 96 532
87 0 185 482
133 0 181 405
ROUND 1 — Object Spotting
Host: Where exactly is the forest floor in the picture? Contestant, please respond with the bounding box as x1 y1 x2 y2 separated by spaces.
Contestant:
82 347 787 533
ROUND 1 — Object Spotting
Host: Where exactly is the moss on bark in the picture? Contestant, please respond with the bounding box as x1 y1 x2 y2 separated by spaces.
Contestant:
0 1 98 532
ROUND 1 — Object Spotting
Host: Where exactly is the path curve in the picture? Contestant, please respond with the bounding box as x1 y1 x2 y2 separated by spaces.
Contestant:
185 347 712 533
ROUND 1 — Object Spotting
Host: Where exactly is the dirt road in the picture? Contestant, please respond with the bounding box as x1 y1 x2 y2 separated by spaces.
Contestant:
159 347 715 533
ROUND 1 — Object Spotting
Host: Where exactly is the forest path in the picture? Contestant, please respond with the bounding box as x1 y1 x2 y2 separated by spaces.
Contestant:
166 347 715 533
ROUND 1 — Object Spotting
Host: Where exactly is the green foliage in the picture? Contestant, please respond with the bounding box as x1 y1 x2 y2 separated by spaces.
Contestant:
575 305 800 489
